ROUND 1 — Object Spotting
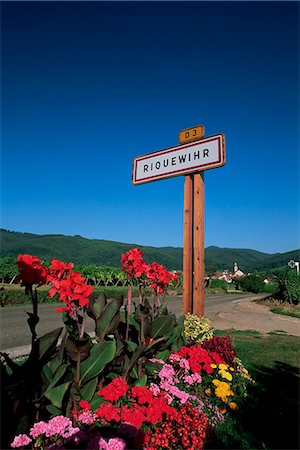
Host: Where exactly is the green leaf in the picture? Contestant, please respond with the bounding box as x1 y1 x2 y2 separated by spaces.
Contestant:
96 297 123 341
46 404 62 416
163 315 185 348
80 377 98 402
38 328 63 360
79 341 116 386
144 360 163 376
150 314 176 340
42 364 53 385
127 340 138 352
49 334 67 375
134 375 147 386
90 394 105 411
45 381 70 408
47 364 69 390
91 292 107 319
155 349 170 361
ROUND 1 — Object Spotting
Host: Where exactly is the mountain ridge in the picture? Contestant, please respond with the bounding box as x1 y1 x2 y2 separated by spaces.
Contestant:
0 229 299 273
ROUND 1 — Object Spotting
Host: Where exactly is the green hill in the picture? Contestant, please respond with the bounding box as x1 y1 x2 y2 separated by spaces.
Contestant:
0 229 299 272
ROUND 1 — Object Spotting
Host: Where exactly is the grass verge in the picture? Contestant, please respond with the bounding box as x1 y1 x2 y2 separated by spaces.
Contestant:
206 330 300 449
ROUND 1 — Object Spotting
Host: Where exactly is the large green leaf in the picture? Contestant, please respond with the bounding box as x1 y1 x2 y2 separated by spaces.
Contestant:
80 377 98 402
47 364 69 390
134 375 147 386
96 297 123 342
45 381 71 408
46 404 62 416
79 341 116 386
38 327 63 360
49 333 67 375
150 314 176 340
163 315 185 348
90 394 105 411
90 293 106 319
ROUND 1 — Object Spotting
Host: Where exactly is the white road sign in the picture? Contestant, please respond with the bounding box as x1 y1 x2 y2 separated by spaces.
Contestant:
132 134 225 185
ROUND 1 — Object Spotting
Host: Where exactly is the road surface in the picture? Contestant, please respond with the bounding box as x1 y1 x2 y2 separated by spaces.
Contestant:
0 293 261 351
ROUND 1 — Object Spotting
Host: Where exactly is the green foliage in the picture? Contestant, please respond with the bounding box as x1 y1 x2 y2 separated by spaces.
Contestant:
0 256 18 283
239 274 265 293
275 269 300 304
210 279 229 291
184 313 214 344
1 229 299 272
0 287 59 306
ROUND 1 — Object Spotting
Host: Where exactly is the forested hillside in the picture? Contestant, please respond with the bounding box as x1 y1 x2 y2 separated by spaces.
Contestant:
1 229 299 272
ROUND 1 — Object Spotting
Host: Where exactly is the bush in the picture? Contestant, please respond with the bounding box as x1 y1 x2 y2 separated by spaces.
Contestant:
275 269 300 304
184 314 214 344
238 274 265 294
210 279 229 292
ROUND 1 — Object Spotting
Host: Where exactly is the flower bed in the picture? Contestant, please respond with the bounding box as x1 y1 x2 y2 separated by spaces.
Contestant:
1 250 254 450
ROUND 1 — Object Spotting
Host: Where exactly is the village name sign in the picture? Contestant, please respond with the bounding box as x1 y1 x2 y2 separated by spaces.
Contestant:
133 133 225 185
132 126 226 316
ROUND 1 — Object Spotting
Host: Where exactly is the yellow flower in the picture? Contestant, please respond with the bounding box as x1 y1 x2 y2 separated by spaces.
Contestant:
219 407 227 414
218 369 233 381
229 367 234 371
242 368 248 374
211 363 217 368
212 380 234 402
205 388 211 395
229 402 238 410
218 364 228 370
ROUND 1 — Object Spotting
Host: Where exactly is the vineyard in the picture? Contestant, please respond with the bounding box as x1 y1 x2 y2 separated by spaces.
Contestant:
0 256 182 289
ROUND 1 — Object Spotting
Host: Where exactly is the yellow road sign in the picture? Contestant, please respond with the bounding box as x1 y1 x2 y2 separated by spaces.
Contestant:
178 125 205 144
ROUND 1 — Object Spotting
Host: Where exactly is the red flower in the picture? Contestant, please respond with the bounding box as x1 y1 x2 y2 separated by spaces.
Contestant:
121 248 147 279
120 404 146 429
17 254 47 289
79 400 91 411
131 386 153 405
50 270 93 312
145 262 177 294
47 258 74 284
96 403 121 422
144 402 207 450
97 377 129 402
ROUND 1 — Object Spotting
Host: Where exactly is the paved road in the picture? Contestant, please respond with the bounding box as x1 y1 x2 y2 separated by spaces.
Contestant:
0 293 262 352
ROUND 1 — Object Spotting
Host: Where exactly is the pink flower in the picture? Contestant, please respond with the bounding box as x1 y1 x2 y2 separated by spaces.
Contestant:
149 383 160 396
46 415 73 437
78 410 96 425
10 434 32 448
169 385 190 404
30 420 48 438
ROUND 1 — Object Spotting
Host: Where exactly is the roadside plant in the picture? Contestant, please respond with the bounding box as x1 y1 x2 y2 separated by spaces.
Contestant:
184 313 214 344
275 268 300 304
1 250 185 448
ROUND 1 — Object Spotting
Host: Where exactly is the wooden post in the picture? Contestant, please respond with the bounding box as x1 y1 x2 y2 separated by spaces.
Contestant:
183 174 193 314
193 172 205 316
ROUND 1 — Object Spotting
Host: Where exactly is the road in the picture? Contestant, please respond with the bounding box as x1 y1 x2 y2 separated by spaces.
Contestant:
0 293 262 352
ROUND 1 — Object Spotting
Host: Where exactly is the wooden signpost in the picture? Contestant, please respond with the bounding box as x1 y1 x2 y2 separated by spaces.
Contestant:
132 125 226 316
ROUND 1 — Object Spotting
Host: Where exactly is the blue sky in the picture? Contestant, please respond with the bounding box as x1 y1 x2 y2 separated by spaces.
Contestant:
1 1 299 254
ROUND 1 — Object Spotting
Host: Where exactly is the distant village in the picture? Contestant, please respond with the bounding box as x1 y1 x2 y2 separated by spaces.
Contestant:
207 263 270 285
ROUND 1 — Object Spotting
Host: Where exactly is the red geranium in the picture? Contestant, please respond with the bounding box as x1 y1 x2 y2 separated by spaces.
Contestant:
97 377 129 402
96 403 121 422
17 254 47 291
130 386 153 405
176 345 225 374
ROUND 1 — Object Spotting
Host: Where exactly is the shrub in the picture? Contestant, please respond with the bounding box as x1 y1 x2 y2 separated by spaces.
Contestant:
210 279 229 292
238 274 265 294
275 269 300 304
184 313 214 344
